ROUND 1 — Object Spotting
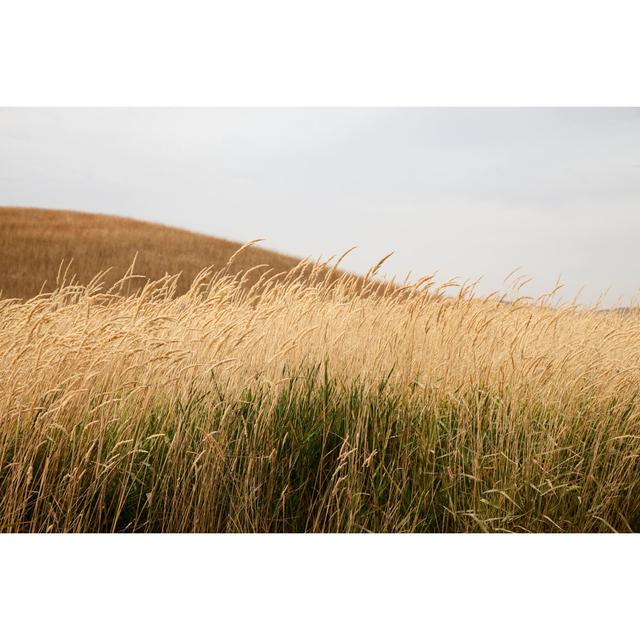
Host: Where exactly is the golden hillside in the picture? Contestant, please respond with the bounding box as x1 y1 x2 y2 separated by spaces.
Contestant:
0 207 304 299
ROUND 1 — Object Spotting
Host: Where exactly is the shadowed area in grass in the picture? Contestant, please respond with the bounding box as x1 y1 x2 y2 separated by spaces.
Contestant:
3 368 638 533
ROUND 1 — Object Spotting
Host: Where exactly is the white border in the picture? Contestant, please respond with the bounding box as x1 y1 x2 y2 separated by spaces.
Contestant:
1 533 637 639
2 0 640 105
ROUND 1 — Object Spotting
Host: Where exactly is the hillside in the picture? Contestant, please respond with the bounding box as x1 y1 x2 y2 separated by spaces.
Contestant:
0 207 304 299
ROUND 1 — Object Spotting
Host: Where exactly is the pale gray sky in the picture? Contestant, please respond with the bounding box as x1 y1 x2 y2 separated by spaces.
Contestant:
1 108 639 305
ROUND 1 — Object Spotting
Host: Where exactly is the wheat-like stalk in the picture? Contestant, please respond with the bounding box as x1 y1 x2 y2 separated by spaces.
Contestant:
0 257 639 532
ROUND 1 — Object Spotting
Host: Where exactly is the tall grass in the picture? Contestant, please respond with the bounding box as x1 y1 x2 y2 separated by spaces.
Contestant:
1 254 639 532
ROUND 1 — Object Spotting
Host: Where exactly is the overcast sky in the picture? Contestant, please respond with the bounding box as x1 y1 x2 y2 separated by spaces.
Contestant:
1 107 639 305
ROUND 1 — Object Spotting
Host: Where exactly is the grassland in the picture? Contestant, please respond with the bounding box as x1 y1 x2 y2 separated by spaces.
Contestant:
0 207 302 299
0 218 639 531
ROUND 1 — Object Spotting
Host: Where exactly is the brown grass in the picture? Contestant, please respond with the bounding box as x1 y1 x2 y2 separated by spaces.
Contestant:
0 246 639 532
0 207 304 299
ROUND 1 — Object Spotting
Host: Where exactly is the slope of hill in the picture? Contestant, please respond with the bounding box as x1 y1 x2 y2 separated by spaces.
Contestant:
0 207 304 299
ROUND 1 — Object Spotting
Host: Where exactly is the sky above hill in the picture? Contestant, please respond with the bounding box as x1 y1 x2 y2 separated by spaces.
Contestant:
1 107 639 305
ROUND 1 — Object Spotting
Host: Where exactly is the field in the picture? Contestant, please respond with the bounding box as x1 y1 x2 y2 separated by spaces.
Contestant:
0 207 302 299
1 210 639 532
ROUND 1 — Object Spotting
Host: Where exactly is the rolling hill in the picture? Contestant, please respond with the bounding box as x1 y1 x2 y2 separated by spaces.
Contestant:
0 207 304 299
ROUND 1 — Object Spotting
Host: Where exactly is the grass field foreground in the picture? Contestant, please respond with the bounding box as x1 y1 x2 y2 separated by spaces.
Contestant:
1 253 639 532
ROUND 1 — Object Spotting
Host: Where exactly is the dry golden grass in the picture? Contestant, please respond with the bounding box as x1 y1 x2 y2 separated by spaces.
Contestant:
0 207 303 299
0 244 639 532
